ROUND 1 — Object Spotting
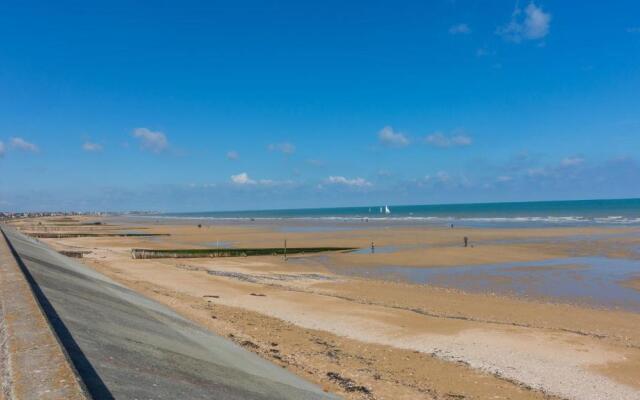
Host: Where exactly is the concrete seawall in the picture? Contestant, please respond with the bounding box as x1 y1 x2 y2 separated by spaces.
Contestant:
0 227 87 400
0 226 337 399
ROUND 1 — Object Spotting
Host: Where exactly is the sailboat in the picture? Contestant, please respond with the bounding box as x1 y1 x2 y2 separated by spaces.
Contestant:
384 205 391 214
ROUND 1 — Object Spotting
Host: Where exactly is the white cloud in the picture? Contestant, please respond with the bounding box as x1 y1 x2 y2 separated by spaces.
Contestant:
10 137 39 153
378 126 409 147
82 141 103 152
132 128 168 153
449 23 471 35
497 3 551 42
268 142 296 154
325 176 372 187
0 141 4 157
561 156 585 167
230 172 284 186
226 150 239 160
231 172 255 185
496 175 513 182
425 131 472 148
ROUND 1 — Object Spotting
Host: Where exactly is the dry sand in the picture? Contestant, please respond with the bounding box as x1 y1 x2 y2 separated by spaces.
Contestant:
9 216 640 400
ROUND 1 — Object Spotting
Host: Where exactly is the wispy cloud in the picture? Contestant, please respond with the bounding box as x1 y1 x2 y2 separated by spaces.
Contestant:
378 126 409 147
268 142 296 154
324 176 372 187
10 137 39 153
306 158 324 167
449 23 471 35
226 150 239 160
0 141 5 157
560 156 585 167
425 131 472 148
82 141 103 152
414 171 473 190
428 171 451 184
132 128 168 153
497 3 551 42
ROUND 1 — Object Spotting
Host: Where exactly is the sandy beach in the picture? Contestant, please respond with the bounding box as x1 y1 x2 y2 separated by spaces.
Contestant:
9 216 640 400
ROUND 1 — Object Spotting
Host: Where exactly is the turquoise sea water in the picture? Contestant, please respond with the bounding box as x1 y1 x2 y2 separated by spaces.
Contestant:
160 198 640 227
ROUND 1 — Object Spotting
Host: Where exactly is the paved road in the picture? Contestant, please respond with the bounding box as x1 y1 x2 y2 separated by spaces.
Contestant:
2 227 338 400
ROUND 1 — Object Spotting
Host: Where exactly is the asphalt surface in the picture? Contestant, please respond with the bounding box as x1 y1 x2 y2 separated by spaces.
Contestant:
2 227 338 400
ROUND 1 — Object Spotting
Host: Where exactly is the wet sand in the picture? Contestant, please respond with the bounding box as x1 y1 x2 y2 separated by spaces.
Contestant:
622 277 640 292
8 216 640 400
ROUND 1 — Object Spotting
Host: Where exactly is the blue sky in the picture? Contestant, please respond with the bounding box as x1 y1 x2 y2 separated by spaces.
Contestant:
0 1 639 211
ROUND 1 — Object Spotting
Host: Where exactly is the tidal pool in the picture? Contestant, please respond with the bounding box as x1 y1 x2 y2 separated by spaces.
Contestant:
329 256 640 312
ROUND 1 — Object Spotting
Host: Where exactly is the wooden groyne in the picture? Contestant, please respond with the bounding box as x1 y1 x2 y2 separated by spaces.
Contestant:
131 247 355 259
27 232 170 238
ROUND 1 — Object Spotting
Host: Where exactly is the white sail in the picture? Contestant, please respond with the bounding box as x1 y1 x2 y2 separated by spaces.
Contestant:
384 205 391 214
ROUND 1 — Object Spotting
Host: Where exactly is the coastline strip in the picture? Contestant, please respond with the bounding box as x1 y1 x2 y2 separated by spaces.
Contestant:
2 226 337 399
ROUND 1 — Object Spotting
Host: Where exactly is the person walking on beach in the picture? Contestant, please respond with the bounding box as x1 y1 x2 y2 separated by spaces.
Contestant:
463 236 468 247
371 242 375 254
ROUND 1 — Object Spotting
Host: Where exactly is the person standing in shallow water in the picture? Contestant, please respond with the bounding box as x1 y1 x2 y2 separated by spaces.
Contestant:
371 242 375 254
464 236 468 247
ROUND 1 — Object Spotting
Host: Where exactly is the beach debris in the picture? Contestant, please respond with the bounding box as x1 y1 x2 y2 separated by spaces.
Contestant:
326 349 340 359
206 270 333 284
203 295 220 299
250 293 266 297
240 340 259 349
326 372 372 395
197 224 202 228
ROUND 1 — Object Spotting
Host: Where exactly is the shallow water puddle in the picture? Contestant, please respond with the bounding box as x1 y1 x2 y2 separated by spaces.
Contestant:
330 256 640 312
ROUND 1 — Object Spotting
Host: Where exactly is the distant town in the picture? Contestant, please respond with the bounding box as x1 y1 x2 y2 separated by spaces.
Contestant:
0 211 156 221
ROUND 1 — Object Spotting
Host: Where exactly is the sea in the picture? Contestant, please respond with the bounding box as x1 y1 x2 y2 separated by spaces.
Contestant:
155 198 640 227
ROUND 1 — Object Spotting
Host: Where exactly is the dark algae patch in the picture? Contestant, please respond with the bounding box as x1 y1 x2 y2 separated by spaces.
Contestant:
131 246 355 259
